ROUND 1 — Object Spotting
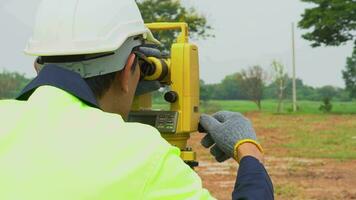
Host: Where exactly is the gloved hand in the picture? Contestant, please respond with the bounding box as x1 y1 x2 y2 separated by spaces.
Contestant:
199 111 263 163
135 80 161 96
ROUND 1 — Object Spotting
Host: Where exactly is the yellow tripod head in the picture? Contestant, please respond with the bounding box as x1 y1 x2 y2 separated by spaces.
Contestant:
129 22 200 167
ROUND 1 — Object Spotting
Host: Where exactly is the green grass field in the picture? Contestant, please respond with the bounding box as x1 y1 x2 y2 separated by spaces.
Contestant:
153 99 356 114
200 99 356 114
201 100 356 160
154 99 356 160
250 113 356 160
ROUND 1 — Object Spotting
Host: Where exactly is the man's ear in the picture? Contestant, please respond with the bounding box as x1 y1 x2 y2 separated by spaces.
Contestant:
119 53 136 93
34 58 41 74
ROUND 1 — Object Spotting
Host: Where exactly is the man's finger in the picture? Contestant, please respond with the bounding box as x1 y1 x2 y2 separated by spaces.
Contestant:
215 154 230 163
213 111 243 123
210 145 225 158
201 134 215 148
200 114 221 131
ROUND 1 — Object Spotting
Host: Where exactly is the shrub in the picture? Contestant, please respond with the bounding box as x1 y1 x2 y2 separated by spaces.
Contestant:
319 97 333 113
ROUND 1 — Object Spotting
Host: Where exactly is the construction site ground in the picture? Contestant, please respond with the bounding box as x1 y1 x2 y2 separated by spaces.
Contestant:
190 112 356 200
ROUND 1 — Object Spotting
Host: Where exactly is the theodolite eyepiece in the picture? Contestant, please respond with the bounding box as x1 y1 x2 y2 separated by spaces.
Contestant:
133 46 170 83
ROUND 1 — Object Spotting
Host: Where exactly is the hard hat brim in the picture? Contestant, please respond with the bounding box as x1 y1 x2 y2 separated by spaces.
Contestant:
143 28 161 45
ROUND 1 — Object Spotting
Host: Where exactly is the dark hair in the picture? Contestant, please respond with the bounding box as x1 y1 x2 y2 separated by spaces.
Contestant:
84 72 118 99
85 58 138 99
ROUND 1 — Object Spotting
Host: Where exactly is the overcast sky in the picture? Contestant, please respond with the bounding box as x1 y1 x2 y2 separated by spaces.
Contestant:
0 0 353 87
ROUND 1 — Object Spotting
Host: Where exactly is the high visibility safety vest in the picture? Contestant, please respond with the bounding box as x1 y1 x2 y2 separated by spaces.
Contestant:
0 65 213 200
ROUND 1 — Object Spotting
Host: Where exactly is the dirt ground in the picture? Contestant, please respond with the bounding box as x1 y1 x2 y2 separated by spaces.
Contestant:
190 113 356 200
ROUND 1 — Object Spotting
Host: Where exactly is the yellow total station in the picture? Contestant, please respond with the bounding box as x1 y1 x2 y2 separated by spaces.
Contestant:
129 22 200 167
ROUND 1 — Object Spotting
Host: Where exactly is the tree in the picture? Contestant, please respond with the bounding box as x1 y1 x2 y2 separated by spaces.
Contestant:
238 66 268 110
217 73 245 100
0 71 31 99
298 0 356 47
200 80 211 102
271 60 288 112
318 85 338 99
342 48 356 98
136 0 213 51
299 0 356 98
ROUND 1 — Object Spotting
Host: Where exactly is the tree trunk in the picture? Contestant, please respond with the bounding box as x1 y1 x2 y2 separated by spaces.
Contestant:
277 98 283 113
256 100 262 111
276 80 284 113
277 87 283 112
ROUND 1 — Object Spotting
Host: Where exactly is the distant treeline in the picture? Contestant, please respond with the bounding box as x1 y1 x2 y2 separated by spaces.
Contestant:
201 73 353 102
0 70 352 102
0 71 31 99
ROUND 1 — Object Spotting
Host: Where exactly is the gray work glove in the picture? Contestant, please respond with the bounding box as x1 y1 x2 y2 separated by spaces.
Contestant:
135 80 161 96
199 111 263 162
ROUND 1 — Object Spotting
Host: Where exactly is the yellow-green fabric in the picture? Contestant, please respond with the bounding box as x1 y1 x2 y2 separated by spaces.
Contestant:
0 86 214 200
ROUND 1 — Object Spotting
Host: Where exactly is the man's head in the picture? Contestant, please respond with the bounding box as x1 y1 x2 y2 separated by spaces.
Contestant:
84 52 141 119
34 44 144 119
26 0 160 119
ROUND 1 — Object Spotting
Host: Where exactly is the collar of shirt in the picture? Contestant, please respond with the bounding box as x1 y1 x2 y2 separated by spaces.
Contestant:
16 64 100 109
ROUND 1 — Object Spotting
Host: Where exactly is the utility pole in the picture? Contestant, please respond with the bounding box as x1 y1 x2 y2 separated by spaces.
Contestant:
291 22 297 112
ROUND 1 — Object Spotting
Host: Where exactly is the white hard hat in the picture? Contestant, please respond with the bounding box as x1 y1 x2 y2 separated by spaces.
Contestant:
36 36 143 78
24 0 159 56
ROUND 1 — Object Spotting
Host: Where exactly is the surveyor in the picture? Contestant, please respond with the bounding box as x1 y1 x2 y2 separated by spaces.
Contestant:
0 0 273 199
